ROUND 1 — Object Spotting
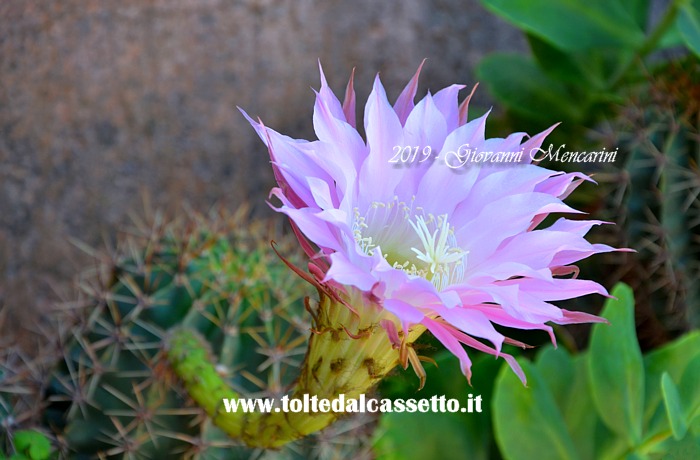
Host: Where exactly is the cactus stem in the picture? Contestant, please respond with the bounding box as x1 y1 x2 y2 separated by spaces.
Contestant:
166 285 426 448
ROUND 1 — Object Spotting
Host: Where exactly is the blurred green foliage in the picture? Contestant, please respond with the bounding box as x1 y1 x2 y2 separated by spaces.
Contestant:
477 0 700 143
495 284 700 460
476 0 700 342
376 284 700 459
374 351 503 460
0 430 54 460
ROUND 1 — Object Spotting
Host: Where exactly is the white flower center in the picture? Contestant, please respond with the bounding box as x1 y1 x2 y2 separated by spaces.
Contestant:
352 196 467 290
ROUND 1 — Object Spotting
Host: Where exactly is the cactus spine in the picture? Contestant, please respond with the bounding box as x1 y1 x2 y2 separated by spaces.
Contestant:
601 57 700 340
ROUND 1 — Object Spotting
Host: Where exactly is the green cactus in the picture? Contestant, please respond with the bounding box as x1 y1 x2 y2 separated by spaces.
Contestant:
1 352 55 459
600 57 700 340
36 209 374 459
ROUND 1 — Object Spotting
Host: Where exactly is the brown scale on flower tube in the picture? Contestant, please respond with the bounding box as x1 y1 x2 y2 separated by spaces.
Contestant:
363 357 380 379
330 328 343 342
342 324 373 339
329 358 345 374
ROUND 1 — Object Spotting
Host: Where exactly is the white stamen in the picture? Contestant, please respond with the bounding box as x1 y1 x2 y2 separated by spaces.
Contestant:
408 215 467 289
352 199 467 290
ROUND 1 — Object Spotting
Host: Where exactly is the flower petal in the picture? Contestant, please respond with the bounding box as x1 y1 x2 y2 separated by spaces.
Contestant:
324 251 377 291
422 316 473 382
393 60 425 126
359 75 405 206
432 84 465 132
432 306 505 352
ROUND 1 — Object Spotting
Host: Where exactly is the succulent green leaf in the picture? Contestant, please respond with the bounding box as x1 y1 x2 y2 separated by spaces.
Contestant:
535 346 575 409
616 0 650 30
588 283 644 447
12 431 52 460
659 21 686 48
644 331 700 429
477 54 584 124
664 434 700 460
567 355 614 459
537 348 614 459
494 359 580 460
678 2 700 57
679 355 700 423
480 0 645 51
527 34 597 87
661 372 688 440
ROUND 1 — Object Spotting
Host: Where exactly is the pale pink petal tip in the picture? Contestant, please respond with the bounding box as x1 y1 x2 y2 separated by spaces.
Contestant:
393 59 426 125
342 67 356 127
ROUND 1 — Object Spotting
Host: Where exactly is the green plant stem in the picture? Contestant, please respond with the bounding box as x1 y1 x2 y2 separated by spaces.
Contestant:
166 328 321 448
610 0 684 88
166 329 245 433
166 289 423 449
633 429 674 456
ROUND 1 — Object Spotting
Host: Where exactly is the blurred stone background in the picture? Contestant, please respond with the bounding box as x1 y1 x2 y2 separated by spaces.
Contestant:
0 0 525 345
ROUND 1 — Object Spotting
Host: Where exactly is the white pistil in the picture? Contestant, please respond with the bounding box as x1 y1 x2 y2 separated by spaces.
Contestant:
409 215 467 290
352 199 467 290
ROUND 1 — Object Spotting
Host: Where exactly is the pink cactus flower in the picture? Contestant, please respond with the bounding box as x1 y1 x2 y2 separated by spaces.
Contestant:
241 63 623 385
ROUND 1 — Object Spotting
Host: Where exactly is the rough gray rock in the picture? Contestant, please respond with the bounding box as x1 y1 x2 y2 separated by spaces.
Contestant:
0 0 525 343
